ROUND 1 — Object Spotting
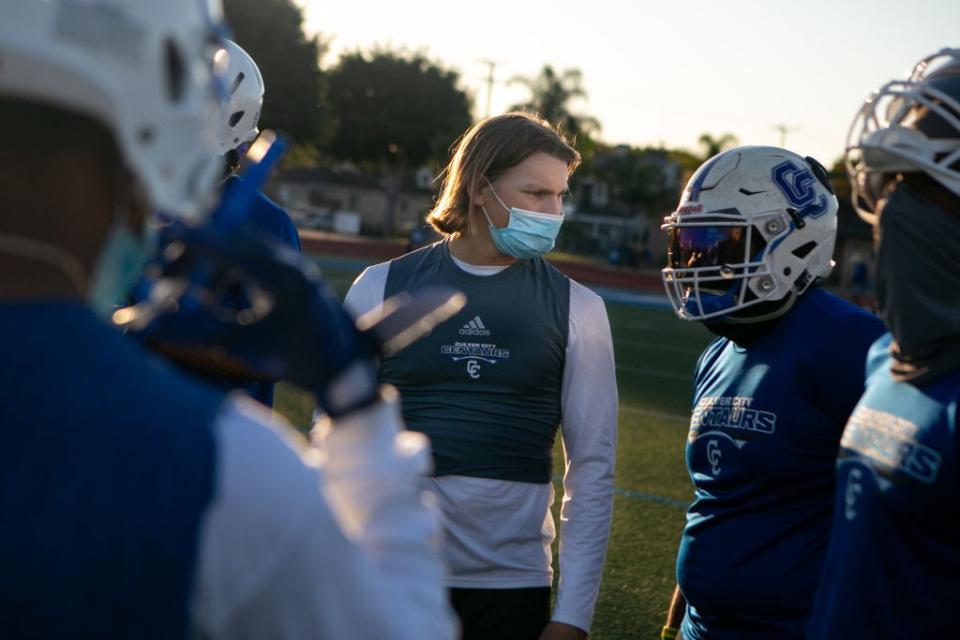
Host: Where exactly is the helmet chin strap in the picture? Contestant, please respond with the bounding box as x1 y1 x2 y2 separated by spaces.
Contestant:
704 289 799 345
0 232 89 295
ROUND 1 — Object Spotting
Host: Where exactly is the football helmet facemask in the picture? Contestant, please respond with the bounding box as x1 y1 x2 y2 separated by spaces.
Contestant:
846 47 960 224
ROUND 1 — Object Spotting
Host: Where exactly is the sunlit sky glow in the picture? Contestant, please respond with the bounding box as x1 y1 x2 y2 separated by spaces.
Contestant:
296 0 957 166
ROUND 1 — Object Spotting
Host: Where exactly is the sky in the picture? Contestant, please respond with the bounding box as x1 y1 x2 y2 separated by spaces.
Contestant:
297 0 958 166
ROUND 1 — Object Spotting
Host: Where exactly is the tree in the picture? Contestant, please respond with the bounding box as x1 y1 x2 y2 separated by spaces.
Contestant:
224 0 333 147
510 65 601 143
327 48 473 236
697 132 739 161
668 149 703 175
829 157 853 214
582 145 680 214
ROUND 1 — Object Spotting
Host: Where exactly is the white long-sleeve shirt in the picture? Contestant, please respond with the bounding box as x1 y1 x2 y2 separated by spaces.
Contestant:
345 256 618 633
192 389 458 639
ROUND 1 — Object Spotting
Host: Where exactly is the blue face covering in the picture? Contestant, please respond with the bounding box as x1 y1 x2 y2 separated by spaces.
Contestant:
874 182 960 382
87 221 155 318
481 179 564 259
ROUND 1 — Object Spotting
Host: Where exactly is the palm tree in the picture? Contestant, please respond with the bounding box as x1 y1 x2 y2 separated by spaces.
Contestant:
509 65 601 140
697 132 739 161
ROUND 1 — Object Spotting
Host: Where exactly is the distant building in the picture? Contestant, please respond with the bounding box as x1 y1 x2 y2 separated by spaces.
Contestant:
565 147 683 265
268 166 436 235
557 211 650 266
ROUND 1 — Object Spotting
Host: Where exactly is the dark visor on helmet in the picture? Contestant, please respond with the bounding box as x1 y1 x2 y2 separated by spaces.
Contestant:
667 226 747 271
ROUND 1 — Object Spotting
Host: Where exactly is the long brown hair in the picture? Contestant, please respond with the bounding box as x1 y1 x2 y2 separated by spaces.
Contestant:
427 112 579 236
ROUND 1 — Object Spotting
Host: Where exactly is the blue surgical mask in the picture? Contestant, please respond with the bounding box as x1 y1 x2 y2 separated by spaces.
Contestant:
87 221 155 318
481 179 563 259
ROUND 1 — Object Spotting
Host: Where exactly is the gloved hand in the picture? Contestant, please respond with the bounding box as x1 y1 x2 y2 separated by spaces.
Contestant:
119 129 465 418
120 224 463 419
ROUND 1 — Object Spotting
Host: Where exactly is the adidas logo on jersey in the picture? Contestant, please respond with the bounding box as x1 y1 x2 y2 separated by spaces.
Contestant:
458 315 491 337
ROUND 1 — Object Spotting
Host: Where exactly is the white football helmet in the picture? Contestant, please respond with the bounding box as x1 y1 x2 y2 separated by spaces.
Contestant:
661 146 838 322
0 0 228 219
209 40 264 155
846 48 960 223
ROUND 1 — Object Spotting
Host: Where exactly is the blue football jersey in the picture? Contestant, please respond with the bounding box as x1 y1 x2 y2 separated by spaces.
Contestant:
806 334 960 640
677 289 885 640
0 303 221 638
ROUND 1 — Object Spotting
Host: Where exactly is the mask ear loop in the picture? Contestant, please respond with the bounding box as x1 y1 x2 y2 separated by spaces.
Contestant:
0 233 89 294
479 177 510 235
0 163 148 298
484 177 513 215
479 204 498 229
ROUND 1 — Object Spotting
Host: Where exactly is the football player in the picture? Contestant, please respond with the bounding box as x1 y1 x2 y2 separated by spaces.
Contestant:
0 2 455 638
208 39 301 252
659 146 885 640
344 112 618 640
135 39 299 407
807 48 960 639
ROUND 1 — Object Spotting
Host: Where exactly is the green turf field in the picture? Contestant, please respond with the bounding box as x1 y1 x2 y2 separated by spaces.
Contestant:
274 262 715 639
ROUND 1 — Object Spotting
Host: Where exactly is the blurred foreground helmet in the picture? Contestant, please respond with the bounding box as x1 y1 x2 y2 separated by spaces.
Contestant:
0 0 229 219
661 146 838 322
846 47 960 223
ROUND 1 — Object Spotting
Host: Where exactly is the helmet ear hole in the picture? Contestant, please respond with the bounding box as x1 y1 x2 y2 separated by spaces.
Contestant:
792 241 817 259
228 111 245 128
230 72 246 97
164 39 186 104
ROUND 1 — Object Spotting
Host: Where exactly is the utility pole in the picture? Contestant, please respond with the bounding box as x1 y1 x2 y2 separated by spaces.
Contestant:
479 59 499 118
771 124 800 148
